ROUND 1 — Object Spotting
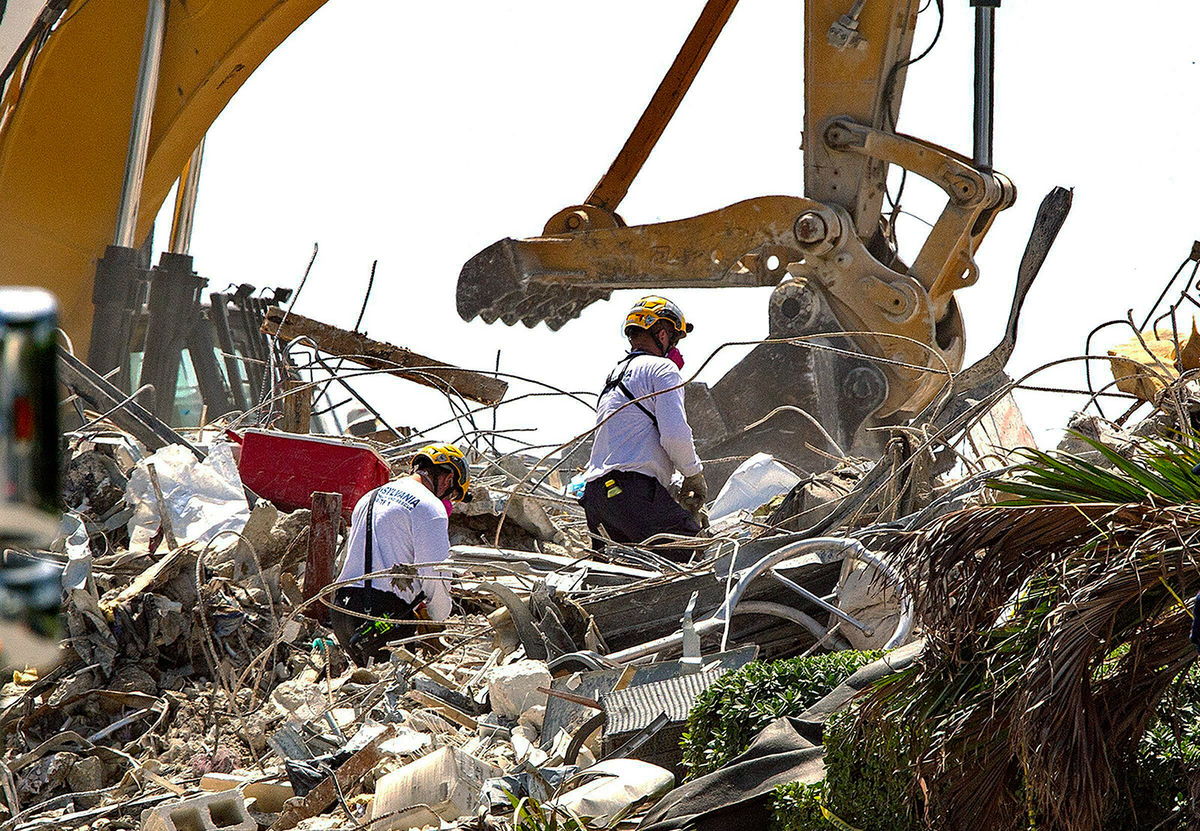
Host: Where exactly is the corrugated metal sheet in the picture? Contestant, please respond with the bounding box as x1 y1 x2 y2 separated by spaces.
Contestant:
601 668 726 735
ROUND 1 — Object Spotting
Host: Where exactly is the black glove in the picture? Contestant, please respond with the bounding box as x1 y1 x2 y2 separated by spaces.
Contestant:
679 472 708 513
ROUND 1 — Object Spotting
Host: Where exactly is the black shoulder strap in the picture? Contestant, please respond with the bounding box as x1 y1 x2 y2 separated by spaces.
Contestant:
602 353 658 428
363 487 382 590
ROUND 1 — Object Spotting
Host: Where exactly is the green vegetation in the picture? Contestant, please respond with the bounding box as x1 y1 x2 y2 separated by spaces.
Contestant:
508 793 591 831
680 651 882 778
1119 664 1200 830
994 432 1200 505
770 708 920 831
682 435 1200 831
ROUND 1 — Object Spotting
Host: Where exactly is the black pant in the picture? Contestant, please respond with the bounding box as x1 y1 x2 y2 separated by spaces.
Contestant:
581 470 701 561
329 586 421 666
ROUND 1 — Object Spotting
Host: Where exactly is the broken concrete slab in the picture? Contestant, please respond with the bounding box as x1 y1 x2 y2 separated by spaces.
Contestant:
548 758 674 826
486 660 552 719
261 306 508 405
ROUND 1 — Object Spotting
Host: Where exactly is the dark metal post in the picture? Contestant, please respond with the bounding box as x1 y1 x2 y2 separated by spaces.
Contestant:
87 245 147 387
971 0 1000 170
139 253 207 422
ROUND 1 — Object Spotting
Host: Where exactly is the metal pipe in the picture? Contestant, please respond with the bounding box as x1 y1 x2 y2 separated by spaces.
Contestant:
971 1 999 170
114 0 167 248
168 137 205 255
734 601 852 651
768 567 875 635
586 0 740 211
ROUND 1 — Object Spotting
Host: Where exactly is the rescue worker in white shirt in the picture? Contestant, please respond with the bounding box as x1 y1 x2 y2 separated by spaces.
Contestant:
581 296 707 560
330 443 469 665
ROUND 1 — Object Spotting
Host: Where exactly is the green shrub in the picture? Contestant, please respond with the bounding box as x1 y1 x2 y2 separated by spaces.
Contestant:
768 663 1200 831
1120 663 1200 830
769 708 920 831
680 650 882 778
771 781 826 830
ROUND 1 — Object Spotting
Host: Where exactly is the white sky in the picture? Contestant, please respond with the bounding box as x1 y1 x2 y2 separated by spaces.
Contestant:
155 0 1200 456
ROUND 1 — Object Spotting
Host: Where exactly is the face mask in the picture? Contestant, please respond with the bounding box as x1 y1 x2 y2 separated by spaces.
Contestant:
666 347 685 369
441 498 454 516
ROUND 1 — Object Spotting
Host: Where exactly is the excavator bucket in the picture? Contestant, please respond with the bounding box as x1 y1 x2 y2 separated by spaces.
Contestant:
457 239 612 331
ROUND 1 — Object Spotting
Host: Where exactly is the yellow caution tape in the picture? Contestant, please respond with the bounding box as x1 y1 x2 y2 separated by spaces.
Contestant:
817 795 863 831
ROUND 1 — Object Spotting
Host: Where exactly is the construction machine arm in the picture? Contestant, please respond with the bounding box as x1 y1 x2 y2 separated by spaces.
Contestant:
543 0 740 236
0 0 331 352
457 0 1015 424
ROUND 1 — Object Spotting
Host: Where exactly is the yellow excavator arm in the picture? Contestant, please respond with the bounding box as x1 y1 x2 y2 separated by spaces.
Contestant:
0 0 329 352
456 0 1016 472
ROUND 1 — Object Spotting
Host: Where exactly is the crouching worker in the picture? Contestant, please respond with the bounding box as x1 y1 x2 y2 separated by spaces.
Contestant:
330 443 470 665
581 296 707 560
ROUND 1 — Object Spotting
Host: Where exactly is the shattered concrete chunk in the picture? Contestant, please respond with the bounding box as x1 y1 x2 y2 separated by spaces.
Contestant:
485 660 551 719
369 747 501 830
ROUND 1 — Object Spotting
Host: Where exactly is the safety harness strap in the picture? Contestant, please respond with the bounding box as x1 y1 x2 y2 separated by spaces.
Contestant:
363 487 381 590
603 353 658 428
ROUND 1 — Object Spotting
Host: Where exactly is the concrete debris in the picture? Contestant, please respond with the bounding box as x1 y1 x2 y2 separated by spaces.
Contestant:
369 746 501 830
548 759 675 826
141 791 255 831
22 272 1199 831
1107 318 1200 402
260 306 509 406
485 660 552 719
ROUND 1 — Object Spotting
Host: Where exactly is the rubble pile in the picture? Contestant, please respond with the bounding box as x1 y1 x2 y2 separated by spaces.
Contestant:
2 402 928 831
16 259 1200 831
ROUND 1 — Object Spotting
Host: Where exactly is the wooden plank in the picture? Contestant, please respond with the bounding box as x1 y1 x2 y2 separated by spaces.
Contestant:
271 727 394 831
279 375 312 434
302 492 341 621
261 306 508 406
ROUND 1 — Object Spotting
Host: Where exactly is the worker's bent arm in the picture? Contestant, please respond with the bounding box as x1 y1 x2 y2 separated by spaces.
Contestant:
411 506 453 621
649 363 703 478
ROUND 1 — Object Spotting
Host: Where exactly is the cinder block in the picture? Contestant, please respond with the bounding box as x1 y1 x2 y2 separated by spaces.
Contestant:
141 790 255 831
200 772 296 814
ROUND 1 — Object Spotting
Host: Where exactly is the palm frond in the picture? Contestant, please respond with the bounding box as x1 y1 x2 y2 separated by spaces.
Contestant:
855 431 1200 831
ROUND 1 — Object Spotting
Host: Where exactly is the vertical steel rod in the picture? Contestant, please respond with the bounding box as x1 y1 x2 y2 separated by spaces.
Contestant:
972 1 998 170
168 137 205 255
114 0 166 248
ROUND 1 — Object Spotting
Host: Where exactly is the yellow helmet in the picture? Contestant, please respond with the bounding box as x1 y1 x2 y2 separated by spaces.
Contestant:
623 295 693 338
413 443 472 501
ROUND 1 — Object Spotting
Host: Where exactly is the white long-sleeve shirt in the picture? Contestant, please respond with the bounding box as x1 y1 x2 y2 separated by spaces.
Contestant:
583 352 703 489
336 476 452 620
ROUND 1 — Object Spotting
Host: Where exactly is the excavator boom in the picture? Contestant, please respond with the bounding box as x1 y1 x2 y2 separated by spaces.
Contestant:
456 0 1015 477
0 0 330 352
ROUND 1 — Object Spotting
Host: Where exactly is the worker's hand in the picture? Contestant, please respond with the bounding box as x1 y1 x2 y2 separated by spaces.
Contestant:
679 473 708 513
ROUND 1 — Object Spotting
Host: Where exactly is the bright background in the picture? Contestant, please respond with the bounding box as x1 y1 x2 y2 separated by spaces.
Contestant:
153 0 1200 456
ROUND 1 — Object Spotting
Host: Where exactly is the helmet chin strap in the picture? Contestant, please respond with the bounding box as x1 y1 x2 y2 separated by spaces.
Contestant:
635 327 669 357
416 468 450 500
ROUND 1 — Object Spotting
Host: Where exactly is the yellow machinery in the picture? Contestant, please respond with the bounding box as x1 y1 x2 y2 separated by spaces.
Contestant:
0 0 325 361
0 0 1061 474
457 0 1022 472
